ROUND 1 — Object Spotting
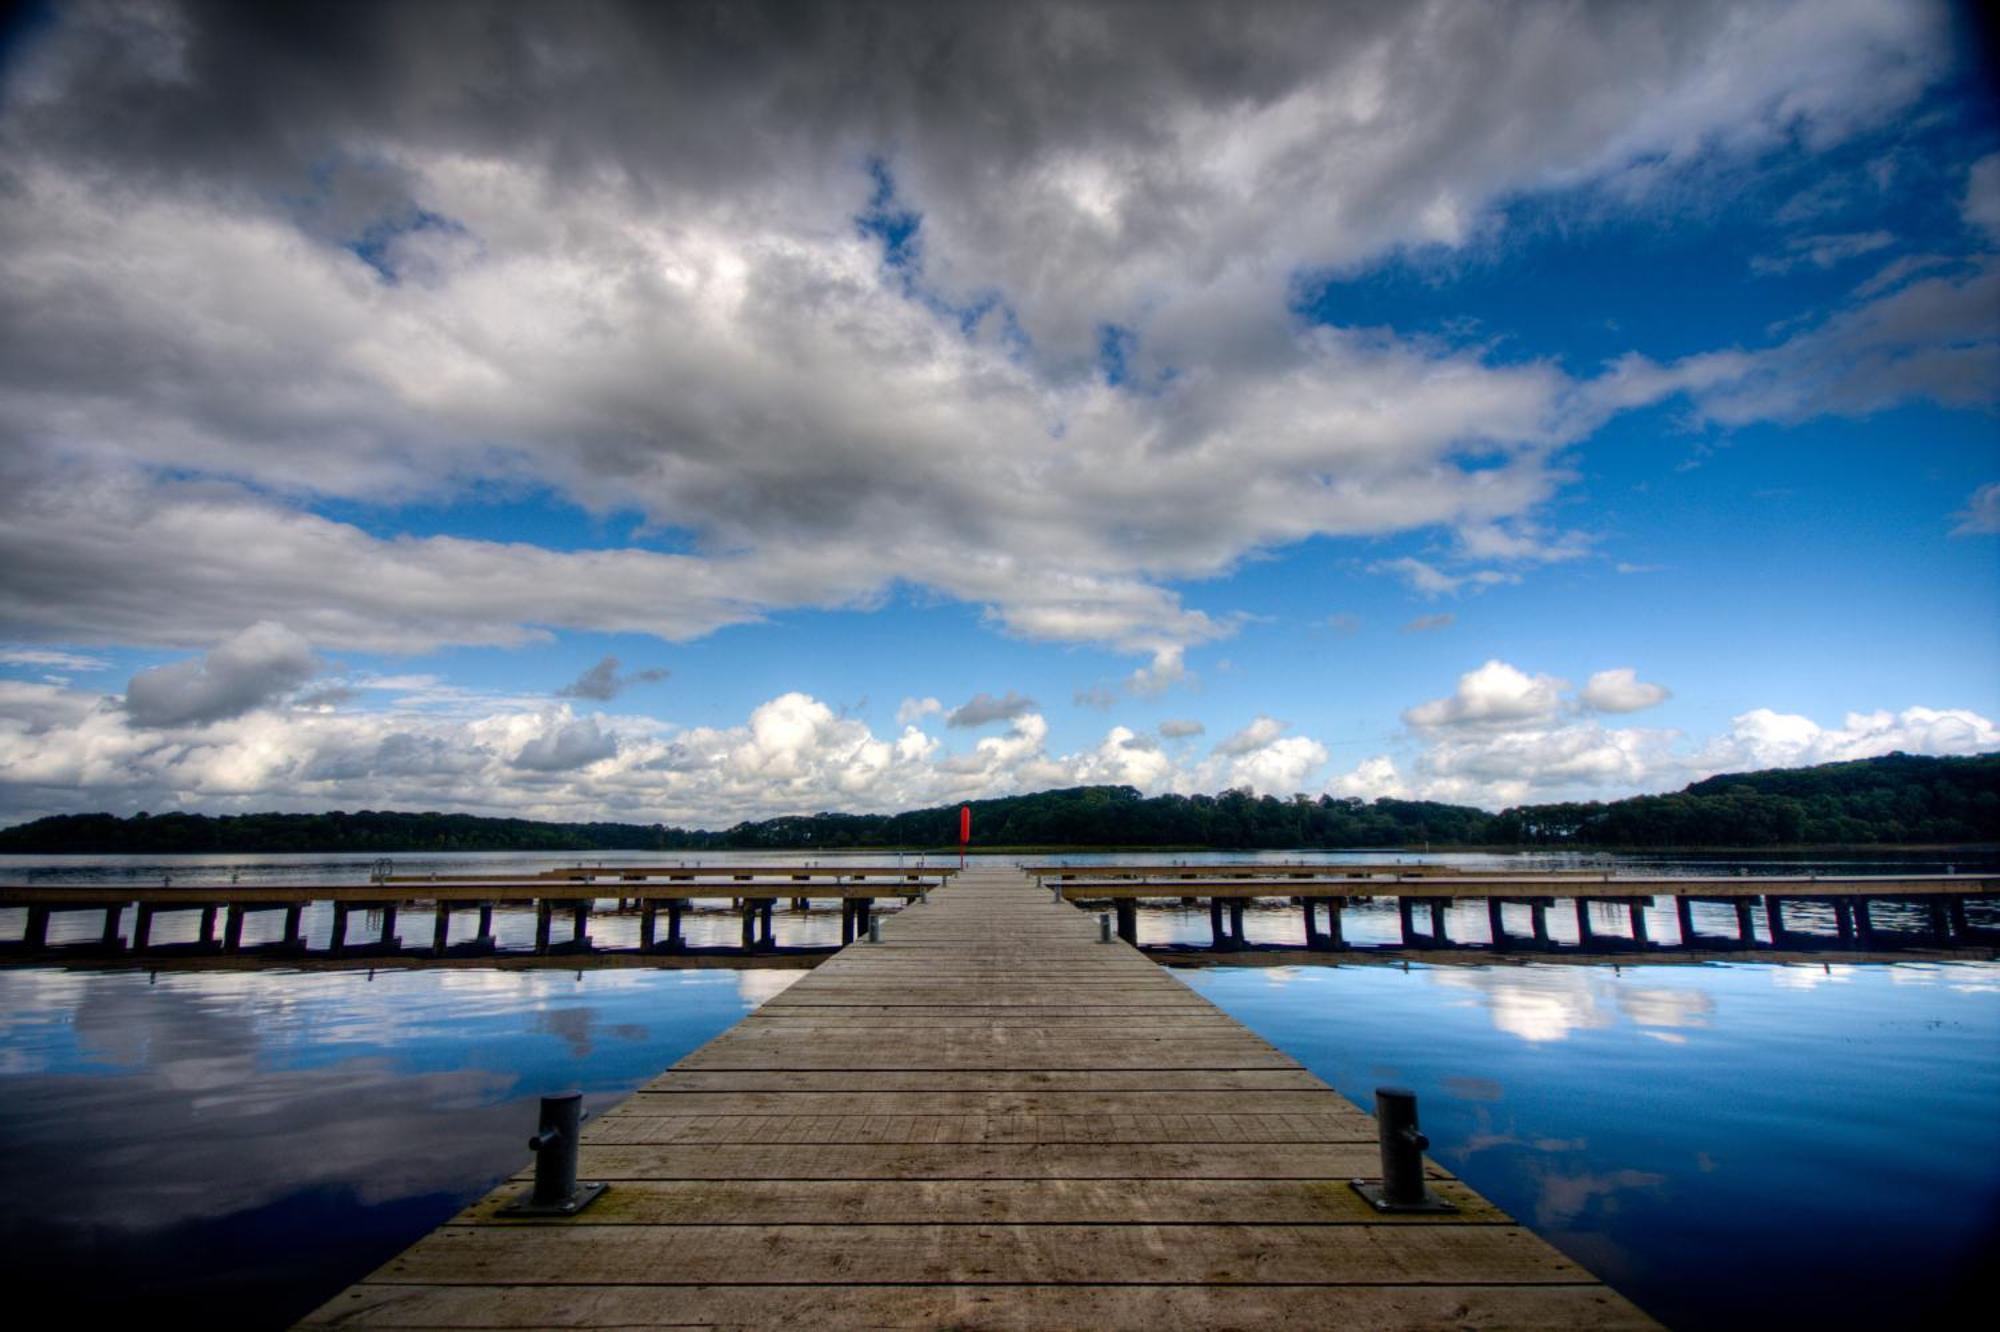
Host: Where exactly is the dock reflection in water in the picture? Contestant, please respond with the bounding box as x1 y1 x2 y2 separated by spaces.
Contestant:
1178 958 1999 1330
0 965 799 1327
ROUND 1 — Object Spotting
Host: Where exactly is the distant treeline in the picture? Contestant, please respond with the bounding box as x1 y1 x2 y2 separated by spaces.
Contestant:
1 752 1994 853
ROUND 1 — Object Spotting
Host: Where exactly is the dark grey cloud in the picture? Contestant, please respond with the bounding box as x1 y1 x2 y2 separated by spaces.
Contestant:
557 655 668 701
123 622 317 727
946 690 1038 728
511 716 619 771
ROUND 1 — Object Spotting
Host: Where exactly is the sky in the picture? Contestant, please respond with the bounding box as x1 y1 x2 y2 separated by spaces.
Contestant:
0 0 1996 828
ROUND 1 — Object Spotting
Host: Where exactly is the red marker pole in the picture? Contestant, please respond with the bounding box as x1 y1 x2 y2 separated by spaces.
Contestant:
958 805 971 869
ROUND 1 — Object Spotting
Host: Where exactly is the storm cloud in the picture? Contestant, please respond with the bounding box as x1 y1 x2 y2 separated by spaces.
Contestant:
0 1 1972 664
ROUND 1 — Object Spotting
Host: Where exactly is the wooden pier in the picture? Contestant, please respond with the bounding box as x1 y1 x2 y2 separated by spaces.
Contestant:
1049 871 1999 955
302 862 1657 1329
0 866 955 964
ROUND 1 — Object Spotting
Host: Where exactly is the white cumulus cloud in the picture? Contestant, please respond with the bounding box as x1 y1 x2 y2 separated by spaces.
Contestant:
1580 668 1672 713
1404 660 1567 729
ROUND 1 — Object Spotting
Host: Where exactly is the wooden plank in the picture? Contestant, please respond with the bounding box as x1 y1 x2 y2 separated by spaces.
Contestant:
548 1142 1447 1180
638 1068 1332 1093
624 1088 1366 1115
587 1112 1372 1145
302 1281 1659 1329
366 1222 1596 1287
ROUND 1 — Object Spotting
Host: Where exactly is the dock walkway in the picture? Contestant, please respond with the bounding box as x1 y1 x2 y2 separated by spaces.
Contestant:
303 862 1656 1329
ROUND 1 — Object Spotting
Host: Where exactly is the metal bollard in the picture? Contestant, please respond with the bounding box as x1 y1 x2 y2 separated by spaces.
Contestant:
868 918 882 944
1350 1087 1455 1213
1099 913 1112 943
502 1091 607 1216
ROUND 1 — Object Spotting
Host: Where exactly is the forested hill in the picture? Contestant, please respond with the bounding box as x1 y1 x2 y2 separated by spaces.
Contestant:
0 752 1994 853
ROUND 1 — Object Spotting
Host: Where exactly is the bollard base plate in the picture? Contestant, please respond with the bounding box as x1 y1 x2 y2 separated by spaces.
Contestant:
500 1181 608 1217
1350 1180 1457 1214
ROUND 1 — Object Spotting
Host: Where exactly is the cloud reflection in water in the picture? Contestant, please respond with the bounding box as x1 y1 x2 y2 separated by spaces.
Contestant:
0 963 790 1324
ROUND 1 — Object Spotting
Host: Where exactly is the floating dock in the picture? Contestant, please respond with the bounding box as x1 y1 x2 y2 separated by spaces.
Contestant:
301 862 1658 1329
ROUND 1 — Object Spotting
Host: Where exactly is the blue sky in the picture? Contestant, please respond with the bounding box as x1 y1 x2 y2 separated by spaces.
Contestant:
0 1 1994 826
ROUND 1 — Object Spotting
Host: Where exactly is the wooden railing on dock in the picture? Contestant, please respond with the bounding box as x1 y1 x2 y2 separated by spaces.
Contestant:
0 866 957 963
1049 870 1999 954
299 862 1660 1329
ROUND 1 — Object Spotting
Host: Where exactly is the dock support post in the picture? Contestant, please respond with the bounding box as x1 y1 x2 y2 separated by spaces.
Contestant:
101 903 124 949
331 901 351 955
1397 897 1418 947
283 904 303 949
1228 899 1246 948
640 902 657 950
1209 898 1227 950
23 905 49 949
1928 899 1951 944
857 898 874 936
1948 896 1971 940
1628 900 1649 945
1854 898 1875 948
223 904 245 953
1832 897 1855 946
741 902 757 949
570 902 590 950
198 905 218 948
1766 896 1788 948
1325 898 1345 949
476 902 494 945
1733 900 1755 946
1303 897 1322 950
432 903 452 956
1115 898 1137 945
1099 913 1112 944
133 904 154 952
534 900 553 955
1674 896 1695 945
1575 899 1595 949
1429 900 1449 945
762 899 776 946
841 899 856 945
1529 902 1550 947
1487 898 1508 951
666 900 684 951
380 903 399 950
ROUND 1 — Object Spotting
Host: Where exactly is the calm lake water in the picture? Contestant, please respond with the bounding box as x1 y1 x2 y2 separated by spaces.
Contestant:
1 850 1995 1327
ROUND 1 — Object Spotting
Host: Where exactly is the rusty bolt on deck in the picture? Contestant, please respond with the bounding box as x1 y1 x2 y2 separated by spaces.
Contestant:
1351 1087 1456 1213
501 1091 607 1217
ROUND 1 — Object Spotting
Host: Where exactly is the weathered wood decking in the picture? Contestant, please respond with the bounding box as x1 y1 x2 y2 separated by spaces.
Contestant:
302 863 1656 1329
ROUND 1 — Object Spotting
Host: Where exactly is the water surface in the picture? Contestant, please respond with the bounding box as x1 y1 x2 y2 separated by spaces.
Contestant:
0 964 798 1326
1180 958 2000 1329
2 849 1995 1327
